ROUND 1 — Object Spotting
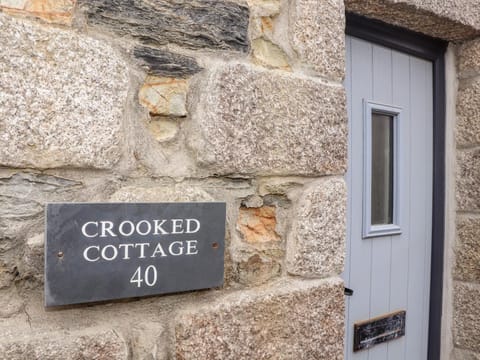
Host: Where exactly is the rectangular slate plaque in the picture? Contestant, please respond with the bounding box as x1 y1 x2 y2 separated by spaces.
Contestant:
45 202 226 307
353 310 406 351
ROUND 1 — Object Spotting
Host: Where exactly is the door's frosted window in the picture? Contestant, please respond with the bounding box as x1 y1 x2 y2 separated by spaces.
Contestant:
371 113 394 225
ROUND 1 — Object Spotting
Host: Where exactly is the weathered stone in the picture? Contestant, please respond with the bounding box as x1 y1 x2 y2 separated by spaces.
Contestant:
453 348 480 360
241 195 264 208
455 216 480 282
236 253 281 286
457 79 480 147
290 0 345 80
456 148 480 211
0 287 23 318
175 277 344 359
133 46 202 79
19 233 44 281
0 0 76 25
345 0 480 41
188 63 347 176
0 329 128 359
251 38 290 69
0 173 81 219
110 184 214 202
237 206 280 244
139 76 188 117
147 118 180 143
0 13 129 169
458 39 480 78
79 0 249 52
248 0 280 17
287 177 346 278
454 282 480 353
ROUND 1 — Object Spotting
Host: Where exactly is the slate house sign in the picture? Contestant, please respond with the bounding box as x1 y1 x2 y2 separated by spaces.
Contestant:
45 202 226 307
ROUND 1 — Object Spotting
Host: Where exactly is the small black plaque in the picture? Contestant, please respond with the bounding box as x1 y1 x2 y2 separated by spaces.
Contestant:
353 310 406 352
45 202 226 307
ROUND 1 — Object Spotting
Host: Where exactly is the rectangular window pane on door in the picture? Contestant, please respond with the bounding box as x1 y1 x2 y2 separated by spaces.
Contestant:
363 101 401 238
371 113 394 225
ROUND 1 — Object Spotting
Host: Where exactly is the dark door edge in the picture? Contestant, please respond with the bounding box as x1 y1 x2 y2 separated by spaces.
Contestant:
345 12 447 360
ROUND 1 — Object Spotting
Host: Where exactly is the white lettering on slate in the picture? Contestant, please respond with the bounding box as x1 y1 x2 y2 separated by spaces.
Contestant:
80 218 203 288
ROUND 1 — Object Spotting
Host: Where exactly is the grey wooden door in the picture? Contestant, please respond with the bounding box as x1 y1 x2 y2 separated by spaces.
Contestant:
344 35 433 360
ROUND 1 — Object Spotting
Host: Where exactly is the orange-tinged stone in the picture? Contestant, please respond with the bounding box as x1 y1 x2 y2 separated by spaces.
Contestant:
139 76 188 117
0 0 76 25
237 206 280 243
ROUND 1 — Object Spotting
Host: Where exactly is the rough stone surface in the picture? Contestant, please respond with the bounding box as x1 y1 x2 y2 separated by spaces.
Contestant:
0 0 76 25
456 148 480 212
458 39 480 78
139 76 188 117
290 0 345 80
454 282 480 353
0 13 129 169
79 0 249 52
455 216 480 282
453 348 480 360
457 79 480 147
188 63 347 176
147 117 180 143
0 329 128 360
287 177 346 278
345 0 480 41
110 184 214 202
19 233 44 282
133 46 202 79
251 38 290 69
236 253 281 286
175 277 345 360
237 206 280 244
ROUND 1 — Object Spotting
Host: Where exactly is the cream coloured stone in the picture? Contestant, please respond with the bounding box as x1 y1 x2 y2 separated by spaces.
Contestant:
453 348 480 360
147 118 180 142
345 0 480 41
0 0 76 25
251 38 290 69
286 177 346 277
290 0 345 80
175 277 344 359
457 78 480 147
139 76 188 117
458 39 480 78
188 63 347 176
456 148 480 211
0 13 129 169
0 329 128 359
454 282 480 353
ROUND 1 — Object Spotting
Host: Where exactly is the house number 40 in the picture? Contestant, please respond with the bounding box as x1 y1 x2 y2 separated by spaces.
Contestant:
130 265 158 287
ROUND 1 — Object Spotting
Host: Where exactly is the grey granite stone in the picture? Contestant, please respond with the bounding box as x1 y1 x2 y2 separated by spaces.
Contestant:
457 78 480 147
290 0 345 80
0 13 129 169
454 281 480 353
0 329 128 360
175 277 344 359
458 39 480 78
455 216 480 283
286 177 346 278
187 63 347 176
456 148 480 211
79 0 249 52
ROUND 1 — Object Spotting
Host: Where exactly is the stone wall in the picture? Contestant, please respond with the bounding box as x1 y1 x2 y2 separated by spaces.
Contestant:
453 38 480 360
1 0 480 359
0 0 347 358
